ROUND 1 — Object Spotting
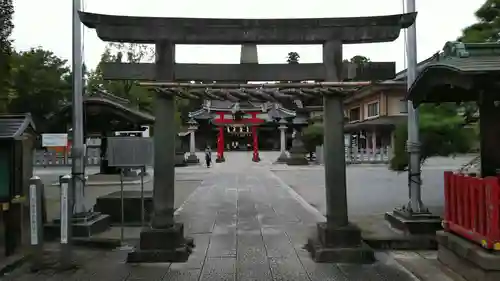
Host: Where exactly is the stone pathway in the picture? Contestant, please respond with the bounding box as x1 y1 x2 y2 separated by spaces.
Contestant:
4 152 460 280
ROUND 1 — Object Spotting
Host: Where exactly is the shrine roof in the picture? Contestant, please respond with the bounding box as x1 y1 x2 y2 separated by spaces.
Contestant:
47 90 154 133
78 11 416 44
344 115 406 131
344 80 406 104
189 101 296 120
406 41 500 106
0 114 36 140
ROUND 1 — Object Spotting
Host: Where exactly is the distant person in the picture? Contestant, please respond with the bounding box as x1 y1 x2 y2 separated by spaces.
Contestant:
205 146 212 168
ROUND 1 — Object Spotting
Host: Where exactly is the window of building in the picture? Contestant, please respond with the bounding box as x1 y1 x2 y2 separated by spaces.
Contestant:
367 102 379 118
348 107 361 122
400 99 408 113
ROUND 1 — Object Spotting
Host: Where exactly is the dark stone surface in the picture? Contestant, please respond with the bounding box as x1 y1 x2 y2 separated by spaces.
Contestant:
286 156 309 166
138 223 191 250
127 247 192 263
385 211 442 235
94 191 153 225
363 234 438 250
317 222 362 247
44 213 111 240
186 154 200 164
79 11 417 44
274 152 289 164
306 237 375 264
127 224 194 263
306 224 376 264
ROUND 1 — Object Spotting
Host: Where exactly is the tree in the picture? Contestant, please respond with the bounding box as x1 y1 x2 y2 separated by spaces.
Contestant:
302 123 324 159
455 0 497 126
460 0 500 43
87 43 154 112
286 52 300 64
349 55 371 65
7 48 72 129
0 0 14 113
390 103 476 171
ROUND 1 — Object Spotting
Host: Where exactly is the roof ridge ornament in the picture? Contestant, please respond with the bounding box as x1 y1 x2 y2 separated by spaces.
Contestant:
443 41 470 58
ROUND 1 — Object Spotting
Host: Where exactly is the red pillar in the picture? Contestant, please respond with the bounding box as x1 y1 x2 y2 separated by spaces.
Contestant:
215 112 226 162
252 126 260 162
216 126 225 162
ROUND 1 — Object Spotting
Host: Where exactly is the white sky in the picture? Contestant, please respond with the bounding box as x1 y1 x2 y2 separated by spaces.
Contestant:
12 0 483 72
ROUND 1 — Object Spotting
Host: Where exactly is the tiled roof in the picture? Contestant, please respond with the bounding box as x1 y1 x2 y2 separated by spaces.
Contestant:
0 114 36 139
407 41 500 105
344 115 406 131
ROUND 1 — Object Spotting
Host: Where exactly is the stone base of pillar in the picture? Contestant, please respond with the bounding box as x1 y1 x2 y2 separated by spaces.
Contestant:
174 151 187 167
306 222 375 263
186 154 200 165
127 223 194 263
94 191 153 225
44 211 111 240
385 209 442 235
252 153 260 162
274 151 289 163
436 231 500 281
216 156 225 163
286 153 309 165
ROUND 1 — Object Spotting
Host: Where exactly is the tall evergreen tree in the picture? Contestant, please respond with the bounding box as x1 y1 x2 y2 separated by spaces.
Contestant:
0 0 14 112
460 0 500 43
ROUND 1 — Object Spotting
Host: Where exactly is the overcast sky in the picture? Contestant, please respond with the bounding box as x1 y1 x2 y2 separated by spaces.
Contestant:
12 0 483 72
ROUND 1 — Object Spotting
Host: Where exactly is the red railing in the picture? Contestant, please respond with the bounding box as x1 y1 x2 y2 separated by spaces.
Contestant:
443 171 500 250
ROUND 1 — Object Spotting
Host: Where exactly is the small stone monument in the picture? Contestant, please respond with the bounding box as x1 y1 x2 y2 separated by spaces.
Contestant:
186 119 200 164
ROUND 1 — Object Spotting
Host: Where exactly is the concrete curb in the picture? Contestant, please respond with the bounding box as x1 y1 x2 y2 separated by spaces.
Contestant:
0 254 28 277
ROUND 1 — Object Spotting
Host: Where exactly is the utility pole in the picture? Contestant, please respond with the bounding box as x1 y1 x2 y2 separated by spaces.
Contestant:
72 0 86 215
405 0 426 213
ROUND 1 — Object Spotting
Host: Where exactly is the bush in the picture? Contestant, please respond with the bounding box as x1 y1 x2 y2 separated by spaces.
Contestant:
302 123 324 154
389 103 476 171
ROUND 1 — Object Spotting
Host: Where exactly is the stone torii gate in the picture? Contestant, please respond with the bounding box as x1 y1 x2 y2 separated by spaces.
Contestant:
79 11 416 263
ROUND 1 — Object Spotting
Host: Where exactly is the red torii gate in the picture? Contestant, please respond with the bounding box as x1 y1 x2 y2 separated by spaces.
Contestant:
213 111 264 162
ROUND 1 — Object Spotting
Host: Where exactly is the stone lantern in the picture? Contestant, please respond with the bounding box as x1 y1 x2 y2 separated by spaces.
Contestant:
186 118 200 164
286 113 309 165
275 118 289 163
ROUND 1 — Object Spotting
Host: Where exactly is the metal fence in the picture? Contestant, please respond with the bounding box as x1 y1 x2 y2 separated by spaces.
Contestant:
33 148 101 166
315 146 392 165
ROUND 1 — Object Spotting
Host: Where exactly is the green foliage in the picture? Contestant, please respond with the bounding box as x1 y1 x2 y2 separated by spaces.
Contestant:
86 43 154 112
389 104 475 171
349 55 371 65
302 123 324 153
7 48 72 128
286 52 300 64
0 0 14 113
460 0 500 43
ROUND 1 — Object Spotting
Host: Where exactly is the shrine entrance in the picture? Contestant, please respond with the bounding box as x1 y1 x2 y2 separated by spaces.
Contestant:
226 125 251 150
213 111 264 163
80 9 414 264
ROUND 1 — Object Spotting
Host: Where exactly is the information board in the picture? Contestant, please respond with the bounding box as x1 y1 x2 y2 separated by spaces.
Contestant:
107 137 153 167
42 134 68 147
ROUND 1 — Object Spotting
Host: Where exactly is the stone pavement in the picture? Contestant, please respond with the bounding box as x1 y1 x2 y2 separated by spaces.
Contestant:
4 152 465 280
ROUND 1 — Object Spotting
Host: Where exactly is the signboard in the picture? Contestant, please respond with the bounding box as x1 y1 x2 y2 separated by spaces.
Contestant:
42 134 68 147
60 182 68 244
107 137 153 167
29 184 38 245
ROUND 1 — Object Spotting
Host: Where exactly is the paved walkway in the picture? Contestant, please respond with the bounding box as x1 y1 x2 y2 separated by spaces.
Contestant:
5 152 458 280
